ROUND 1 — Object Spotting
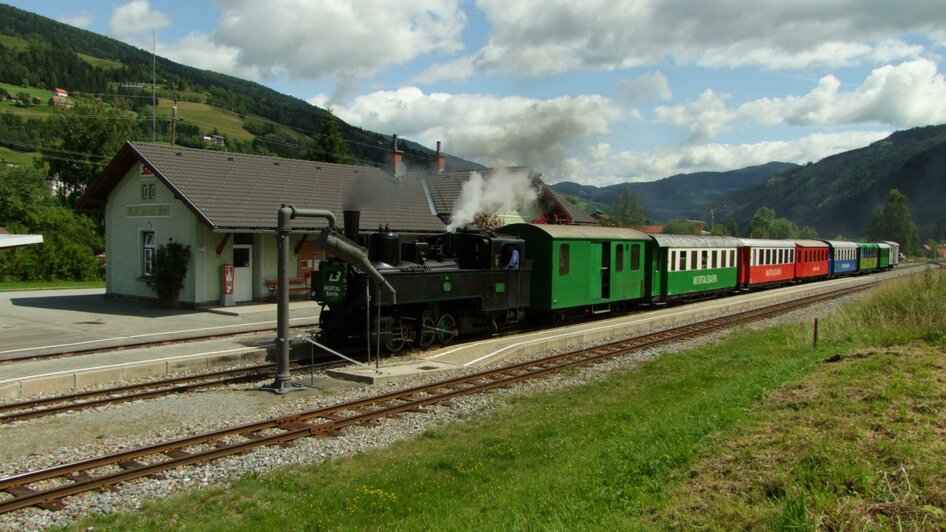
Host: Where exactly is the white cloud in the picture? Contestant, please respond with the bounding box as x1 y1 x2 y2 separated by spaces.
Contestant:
110 0 169 45
159 33 261 80
212 0 466 95
58 13 94 29
654 90 733 141
329 87 622 169
655 60 946 139
418 0 943 82
617 71 672 103
555 131 892 186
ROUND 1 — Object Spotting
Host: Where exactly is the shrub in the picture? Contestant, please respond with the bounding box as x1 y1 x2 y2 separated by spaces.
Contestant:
145 239 191 308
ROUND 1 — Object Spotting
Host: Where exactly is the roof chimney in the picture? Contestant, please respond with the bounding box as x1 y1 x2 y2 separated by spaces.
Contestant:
431 140 445 174
390 134 404 176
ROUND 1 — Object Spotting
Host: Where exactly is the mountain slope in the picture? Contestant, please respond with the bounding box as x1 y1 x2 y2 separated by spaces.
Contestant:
0 3 483 171
551 162 798 222
721 125 946 238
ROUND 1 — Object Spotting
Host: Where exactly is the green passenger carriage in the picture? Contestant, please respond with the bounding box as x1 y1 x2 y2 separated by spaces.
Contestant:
857 243 879 271
500 224 651 313
646 234 743 300
877 242 891 269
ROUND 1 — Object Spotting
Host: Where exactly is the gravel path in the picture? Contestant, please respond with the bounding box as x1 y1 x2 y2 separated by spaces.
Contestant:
0 268 915 530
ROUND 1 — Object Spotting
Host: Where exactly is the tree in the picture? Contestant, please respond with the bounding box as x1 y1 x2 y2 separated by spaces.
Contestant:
608 186 649 227
308 110 353 165
41 100 134 203
867 189 920 255
748 207 776 238
0 167 103 281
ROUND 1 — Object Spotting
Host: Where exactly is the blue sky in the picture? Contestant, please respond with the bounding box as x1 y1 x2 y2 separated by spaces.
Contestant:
4 1 946 186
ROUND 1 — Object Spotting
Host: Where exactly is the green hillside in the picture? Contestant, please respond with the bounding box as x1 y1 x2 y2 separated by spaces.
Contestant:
0 3 482 171
722 125 946 240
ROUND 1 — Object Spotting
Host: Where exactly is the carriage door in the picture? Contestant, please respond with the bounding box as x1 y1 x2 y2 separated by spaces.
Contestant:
232 243 253 302
598 242 611 299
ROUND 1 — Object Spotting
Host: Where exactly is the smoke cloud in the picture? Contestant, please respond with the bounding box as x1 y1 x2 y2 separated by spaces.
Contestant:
446 169 540 231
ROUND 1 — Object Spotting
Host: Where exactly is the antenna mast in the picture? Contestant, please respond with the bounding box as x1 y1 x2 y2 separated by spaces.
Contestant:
152 28 156 142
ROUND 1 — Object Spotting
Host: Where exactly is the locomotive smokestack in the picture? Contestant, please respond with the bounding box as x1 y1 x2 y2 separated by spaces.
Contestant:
343 210 360 243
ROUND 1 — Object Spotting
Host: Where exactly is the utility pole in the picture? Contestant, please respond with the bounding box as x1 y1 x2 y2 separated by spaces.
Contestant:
171 99 177 145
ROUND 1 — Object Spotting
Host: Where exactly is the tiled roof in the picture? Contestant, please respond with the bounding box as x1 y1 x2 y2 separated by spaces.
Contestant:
80 143 598 234
80 142 446 234
549 192 598 225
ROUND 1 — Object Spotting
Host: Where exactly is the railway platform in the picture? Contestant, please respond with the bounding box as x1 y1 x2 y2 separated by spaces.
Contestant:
0 288 320 399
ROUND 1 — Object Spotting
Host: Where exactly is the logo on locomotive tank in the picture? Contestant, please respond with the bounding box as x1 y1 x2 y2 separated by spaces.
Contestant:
693 274 718 285
318 262 348 304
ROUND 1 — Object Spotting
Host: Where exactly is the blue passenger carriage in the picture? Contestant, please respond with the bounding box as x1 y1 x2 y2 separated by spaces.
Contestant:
824 240 858 276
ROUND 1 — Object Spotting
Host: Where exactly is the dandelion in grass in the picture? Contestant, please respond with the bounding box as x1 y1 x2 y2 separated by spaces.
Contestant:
346 485 398 514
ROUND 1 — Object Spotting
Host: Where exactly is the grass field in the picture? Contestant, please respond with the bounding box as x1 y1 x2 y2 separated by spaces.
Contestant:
0 280 104 291
0 146 37 166
156 100 254 141
0 34 29 50
78 53 122 70
0 82 52 102
61 269 946 530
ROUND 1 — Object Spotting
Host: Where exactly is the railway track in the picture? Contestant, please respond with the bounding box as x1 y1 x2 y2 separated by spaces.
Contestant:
0 361 335 424
0 283 871 515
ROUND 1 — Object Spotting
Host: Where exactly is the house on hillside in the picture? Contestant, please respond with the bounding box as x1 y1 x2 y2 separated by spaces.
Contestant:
78 141 594 306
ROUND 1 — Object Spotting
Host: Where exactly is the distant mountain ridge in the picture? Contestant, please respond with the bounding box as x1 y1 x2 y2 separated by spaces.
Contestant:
551 162 798 222
721 125 946 239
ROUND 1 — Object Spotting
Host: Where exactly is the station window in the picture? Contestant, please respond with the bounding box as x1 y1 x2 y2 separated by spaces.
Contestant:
631 245 640 271
142 231 155 277
141 183 156 201
558 244 570 276
616 244 624 272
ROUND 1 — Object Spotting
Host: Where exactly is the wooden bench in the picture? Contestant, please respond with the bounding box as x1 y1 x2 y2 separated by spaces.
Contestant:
265 278 309 301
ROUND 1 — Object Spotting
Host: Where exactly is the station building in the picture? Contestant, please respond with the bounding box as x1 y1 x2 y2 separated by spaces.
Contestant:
78 141 595 307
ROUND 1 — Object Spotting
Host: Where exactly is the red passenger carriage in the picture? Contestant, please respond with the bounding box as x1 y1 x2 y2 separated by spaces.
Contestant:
793 239 830 280
737 238 795 288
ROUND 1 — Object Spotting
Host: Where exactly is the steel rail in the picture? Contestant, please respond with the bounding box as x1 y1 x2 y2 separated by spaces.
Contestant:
0 362 334 424
0 282 872 515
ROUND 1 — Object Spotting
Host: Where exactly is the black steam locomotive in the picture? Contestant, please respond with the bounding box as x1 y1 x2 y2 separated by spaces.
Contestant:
313 211 529 352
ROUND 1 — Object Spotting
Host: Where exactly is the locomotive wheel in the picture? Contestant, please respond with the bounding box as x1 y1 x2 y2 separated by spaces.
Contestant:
418 316 436 348
436 313 457 344
385 319 409 353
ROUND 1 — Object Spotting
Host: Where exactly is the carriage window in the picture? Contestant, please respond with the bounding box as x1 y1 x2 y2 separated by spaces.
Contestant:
710 250 716 269
559 244 570 275
631 245 640 271
616 244 624 272
730 249 735 267
678 250 686 271
765 249 771 265
690 250 698 270
701 250 708 269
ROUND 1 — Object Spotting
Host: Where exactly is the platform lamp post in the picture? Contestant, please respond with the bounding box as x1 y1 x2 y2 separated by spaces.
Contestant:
262 205 337 394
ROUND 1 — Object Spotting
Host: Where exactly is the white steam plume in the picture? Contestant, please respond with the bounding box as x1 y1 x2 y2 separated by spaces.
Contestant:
446 169 540 232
